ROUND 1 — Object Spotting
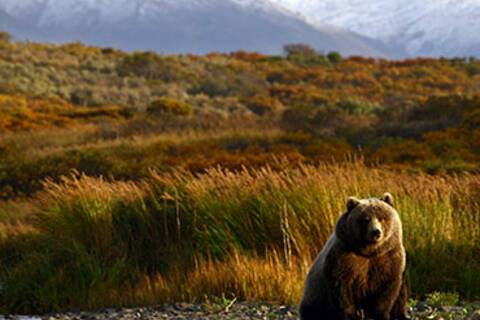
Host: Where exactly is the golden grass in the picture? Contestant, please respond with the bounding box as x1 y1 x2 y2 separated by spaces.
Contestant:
0 161 479 313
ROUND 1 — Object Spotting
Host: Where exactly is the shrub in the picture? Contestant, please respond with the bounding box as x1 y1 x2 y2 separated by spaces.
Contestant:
146 98 193 117
336 97 379 116
117 52 165 80
241 95 283 116
425 292 460 307
284 43 317 58
0 31 12 43
283 43 329 67
327 51 342 64
188 66 267 98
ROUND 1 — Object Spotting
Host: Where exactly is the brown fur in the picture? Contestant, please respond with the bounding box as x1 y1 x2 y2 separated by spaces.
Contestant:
300 193 409 320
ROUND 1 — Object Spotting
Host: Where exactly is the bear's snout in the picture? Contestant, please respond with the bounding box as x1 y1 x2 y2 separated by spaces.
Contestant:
370 228 382 240
367 218 383 243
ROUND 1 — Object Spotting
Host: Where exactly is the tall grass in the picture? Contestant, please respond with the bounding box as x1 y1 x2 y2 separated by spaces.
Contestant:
0 162 479 314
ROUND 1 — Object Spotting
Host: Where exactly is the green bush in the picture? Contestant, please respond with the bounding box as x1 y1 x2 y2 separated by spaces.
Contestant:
283 43 329 67
425 292 460 306
327 51 342 64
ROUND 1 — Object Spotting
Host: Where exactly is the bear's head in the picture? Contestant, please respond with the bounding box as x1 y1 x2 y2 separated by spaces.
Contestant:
335 193 403 256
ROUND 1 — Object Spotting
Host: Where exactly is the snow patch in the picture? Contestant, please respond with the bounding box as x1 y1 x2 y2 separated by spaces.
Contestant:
272 0 480 57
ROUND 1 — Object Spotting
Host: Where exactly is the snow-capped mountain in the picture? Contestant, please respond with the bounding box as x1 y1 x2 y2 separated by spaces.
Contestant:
0 0 396 57
272 0 480 57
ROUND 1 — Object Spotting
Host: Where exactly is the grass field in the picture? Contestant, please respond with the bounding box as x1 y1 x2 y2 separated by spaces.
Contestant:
1 161 478 314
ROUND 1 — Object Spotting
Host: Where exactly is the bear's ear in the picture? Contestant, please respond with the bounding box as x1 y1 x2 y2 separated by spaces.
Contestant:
346 196 361 211
380 193 394 206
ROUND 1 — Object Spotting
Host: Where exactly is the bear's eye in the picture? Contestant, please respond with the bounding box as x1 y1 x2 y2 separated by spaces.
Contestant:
361 216 371 223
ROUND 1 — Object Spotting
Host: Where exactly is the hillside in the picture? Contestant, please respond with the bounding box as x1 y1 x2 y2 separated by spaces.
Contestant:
0 37 480 199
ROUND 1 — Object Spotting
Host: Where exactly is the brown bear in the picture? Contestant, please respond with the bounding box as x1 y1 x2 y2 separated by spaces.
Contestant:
300 193 409 320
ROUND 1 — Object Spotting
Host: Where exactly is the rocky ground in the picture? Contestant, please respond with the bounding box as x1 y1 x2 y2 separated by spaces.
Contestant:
1 301 479 320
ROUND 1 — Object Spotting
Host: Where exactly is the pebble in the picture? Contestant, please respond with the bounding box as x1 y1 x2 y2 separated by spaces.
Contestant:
1 301 479 320
467 310 480 320
416 301 432 312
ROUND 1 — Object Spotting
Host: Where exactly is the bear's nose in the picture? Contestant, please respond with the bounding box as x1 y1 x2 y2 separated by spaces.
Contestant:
371 229 382 239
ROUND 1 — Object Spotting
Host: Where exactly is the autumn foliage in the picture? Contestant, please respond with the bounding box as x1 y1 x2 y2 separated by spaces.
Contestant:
0 40 479 198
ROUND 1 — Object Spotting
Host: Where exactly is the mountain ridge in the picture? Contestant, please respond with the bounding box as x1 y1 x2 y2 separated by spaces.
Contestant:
0 0 398 57
272 0 480 57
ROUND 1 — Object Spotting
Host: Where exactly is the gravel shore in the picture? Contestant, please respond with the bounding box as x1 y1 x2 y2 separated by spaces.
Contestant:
1 302 479 320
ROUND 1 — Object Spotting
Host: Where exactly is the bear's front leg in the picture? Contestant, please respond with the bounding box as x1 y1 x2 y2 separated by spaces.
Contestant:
390 279 410 320
339 284 362 320
299 303 323 320
368 279 403 320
